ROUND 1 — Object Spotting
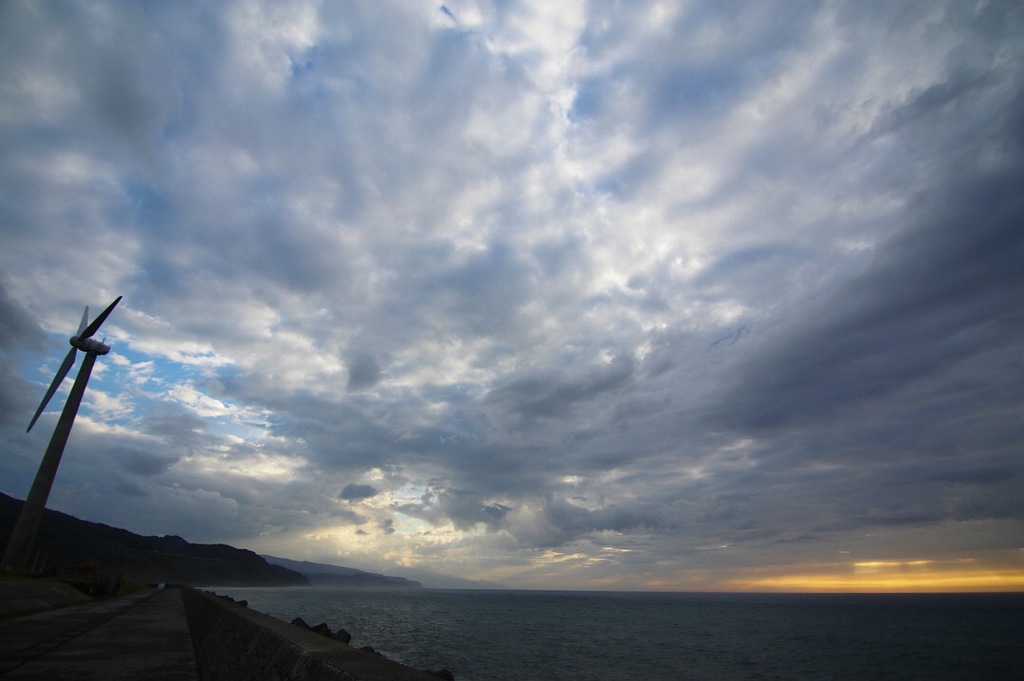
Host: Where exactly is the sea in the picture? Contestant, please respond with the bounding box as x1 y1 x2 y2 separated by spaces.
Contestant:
207 586 1024 681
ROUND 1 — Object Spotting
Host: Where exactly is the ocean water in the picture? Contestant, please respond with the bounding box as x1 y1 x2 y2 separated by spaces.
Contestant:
208 586 1024 681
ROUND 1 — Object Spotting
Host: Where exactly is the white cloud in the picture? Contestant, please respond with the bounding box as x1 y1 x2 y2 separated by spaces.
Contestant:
1 0 1021 590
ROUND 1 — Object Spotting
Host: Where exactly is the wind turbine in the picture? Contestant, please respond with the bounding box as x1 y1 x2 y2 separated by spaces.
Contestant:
1 296 122 571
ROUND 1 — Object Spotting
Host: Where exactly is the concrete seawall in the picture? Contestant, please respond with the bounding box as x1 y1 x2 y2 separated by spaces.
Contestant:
182 588 443 681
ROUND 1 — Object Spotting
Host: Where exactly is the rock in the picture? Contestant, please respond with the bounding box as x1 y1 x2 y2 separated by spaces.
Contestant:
291 617 338 640
360 645 380 656
426 670 455 680
236 600 248 608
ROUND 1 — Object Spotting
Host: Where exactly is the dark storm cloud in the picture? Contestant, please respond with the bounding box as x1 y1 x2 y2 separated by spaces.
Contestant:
437 242 533 323
521 495 673 549
0 2 179 163
405 487 513 532
345 352 382 390
2 1 1022 588
0 279 46 429
386 239 540 342
140 408 209 451
0 278 45 352
574 1 815 131
713 146 1024 433
696 244 806 290
0 363 36 431
118 447 180 477
339 483 378 501
486 353 636 420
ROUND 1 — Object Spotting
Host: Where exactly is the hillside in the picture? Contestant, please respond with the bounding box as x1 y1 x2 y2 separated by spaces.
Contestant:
0 492 306 586
263 555 506 590
262 555 422 588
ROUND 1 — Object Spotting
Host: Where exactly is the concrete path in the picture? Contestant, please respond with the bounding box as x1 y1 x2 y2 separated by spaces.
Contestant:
0 587 198 680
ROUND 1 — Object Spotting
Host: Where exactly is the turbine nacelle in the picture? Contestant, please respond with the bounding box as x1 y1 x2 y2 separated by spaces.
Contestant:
70 335 111 355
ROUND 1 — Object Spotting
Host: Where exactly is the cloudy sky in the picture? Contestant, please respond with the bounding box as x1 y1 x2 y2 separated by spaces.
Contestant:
1 1 1022 591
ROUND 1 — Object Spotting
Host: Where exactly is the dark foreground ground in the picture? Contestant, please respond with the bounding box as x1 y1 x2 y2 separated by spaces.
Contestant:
0 580 446 680
0 584 197 680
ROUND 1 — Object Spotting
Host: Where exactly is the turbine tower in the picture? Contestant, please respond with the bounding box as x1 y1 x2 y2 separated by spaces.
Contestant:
1 296 122 571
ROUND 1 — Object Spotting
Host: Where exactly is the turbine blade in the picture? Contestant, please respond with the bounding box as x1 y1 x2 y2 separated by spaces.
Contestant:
27 347 77 433
78 306 89 336
80 295 122 339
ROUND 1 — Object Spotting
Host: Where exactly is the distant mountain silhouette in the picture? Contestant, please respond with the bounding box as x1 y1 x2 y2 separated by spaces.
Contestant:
263 555 506 590
0 492 306 586
262 555 422 588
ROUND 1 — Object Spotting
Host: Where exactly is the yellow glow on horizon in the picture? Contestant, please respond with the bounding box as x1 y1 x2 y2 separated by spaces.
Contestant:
732 569 1024 592
855 559 936 571
724 556 1024 593
641 554 1024 593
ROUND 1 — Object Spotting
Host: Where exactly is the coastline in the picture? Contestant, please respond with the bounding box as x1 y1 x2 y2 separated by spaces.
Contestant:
191 588 454 680
0 579 453 680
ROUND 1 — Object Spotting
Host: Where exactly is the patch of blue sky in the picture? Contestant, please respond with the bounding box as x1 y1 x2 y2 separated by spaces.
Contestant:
289 44 321 77
124 182 169 221
20 325 253 440
288 45 328 105
203 414 273 449
16 336 134 433
110 343 191 387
